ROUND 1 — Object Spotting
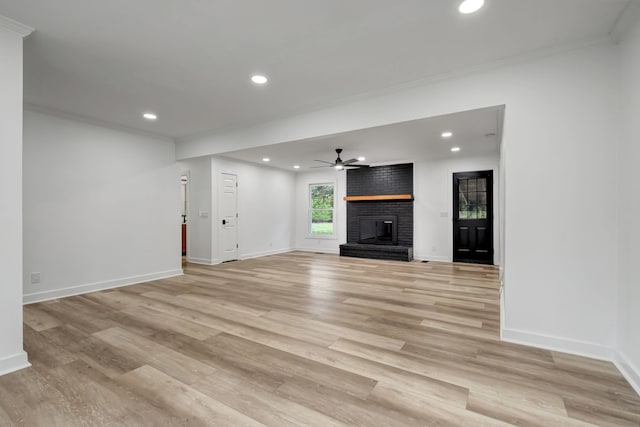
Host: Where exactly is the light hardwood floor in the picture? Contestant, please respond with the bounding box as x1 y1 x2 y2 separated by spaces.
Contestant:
2 252 639 426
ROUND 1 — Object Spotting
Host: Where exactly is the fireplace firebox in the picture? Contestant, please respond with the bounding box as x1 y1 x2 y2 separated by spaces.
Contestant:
357 215 398 245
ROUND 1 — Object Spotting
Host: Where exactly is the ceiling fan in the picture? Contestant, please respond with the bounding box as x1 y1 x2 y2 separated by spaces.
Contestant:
312 148 369 170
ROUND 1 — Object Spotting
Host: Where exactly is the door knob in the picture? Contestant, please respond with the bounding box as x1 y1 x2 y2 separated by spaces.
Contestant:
222 219 226 225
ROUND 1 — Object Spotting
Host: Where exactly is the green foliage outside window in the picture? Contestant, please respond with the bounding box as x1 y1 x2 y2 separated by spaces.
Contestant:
310 184 334 235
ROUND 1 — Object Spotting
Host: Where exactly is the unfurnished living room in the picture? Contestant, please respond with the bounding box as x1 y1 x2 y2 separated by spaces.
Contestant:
1 0 640 425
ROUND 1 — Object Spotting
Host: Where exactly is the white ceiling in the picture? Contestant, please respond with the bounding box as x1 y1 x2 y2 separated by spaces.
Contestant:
0 0 628 139
220 106 502 171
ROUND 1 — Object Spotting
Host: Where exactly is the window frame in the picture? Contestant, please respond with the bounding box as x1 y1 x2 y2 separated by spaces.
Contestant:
308 182 337 239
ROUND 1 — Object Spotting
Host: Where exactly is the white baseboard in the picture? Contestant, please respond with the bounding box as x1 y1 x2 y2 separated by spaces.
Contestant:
613 350 640 397
501 327 613 361
0 351 31 376
187 257 220 265
240 248 293 260
23 269 184 304
295 247 340 255
413 254 450 262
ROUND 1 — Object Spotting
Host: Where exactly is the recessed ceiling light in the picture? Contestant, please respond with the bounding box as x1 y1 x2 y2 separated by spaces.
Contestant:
262 157 270 162
451 147 461 152
459 0 484 14
441 131 453 138
357 157 366 161
293 165 300 169
143 112 157 120
251 75 268 84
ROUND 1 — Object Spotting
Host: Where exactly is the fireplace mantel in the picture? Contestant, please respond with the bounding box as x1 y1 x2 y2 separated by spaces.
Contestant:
343 194 413 202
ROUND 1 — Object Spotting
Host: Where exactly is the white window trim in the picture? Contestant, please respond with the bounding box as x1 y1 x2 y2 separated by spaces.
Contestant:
307 182 337 240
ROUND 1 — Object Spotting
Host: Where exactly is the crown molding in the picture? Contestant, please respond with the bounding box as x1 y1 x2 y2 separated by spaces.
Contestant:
0 15 34 38
24 103 176 143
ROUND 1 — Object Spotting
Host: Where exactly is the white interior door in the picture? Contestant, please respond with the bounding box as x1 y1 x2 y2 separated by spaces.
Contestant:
220 173 238 262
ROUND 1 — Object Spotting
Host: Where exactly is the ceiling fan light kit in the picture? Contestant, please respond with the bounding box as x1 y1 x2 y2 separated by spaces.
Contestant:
313 148 369 170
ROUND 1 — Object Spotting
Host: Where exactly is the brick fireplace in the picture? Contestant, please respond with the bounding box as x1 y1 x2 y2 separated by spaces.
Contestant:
340 163 414 261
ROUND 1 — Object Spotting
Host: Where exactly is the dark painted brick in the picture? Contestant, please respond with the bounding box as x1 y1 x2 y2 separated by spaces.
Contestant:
345 163 414 250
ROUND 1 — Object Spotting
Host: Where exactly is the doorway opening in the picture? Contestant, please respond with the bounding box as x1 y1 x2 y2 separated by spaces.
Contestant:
220 173 238 262
181 174 188 265
453 170 494 264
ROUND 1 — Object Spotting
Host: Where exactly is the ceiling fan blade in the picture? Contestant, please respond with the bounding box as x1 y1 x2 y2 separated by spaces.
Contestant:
314 159 335 165
310 165 332 168
343 158 359 165
345 164 369 168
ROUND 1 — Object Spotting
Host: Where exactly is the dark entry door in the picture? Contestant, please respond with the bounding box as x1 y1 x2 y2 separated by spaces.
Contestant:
453 170 493 264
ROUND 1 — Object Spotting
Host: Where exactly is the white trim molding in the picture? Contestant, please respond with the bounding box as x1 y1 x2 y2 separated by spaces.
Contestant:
0 15 34 37
501 327 614 361
0 351 30 376
413 254 450 262
187 257 220 266
23 269 183 304
613 351 640 397
295 247 340 255
239 248 294 261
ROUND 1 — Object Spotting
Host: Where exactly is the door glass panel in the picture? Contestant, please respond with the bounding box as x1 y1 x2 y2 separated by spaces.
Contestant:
457 177 489 221
479 205 487 219
459 193 468 208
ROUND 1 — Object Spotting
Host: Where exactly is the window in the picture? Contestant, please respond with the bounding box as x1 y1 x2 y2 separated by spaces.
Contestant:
458 177 488 219
309 183 335 236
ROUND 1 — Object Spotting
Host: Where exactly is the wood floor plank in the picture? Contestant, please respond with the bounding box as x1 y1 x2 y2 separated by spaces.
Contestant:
277 376 427 427
203 333 378 399
369 383 513 427
115 365 264 426
329 338 569 415
23 305 62 332
3 252 638 426
192 370 348 427
120 304 220 340
261 310 406 351
466 391 598 426
92 327 216 385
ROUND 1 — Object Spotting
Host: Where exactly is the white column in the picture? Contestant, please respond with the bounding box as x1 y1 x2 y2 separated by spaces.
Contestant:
0 15 34 375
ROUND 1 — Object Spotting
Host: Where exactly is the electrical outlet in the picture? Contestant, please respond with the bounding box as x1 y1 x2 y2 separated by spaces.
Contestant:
31 272 41 285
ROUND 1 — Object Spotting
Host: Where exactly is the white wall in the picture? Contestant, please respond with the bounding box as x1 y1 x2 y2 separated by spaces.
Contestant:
177 157 212 264
177 41 622 359
23 111 182 303
211 157 296 262
294 169 347 253
0 21 31 375
414 154 500 264
616 9 640 393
